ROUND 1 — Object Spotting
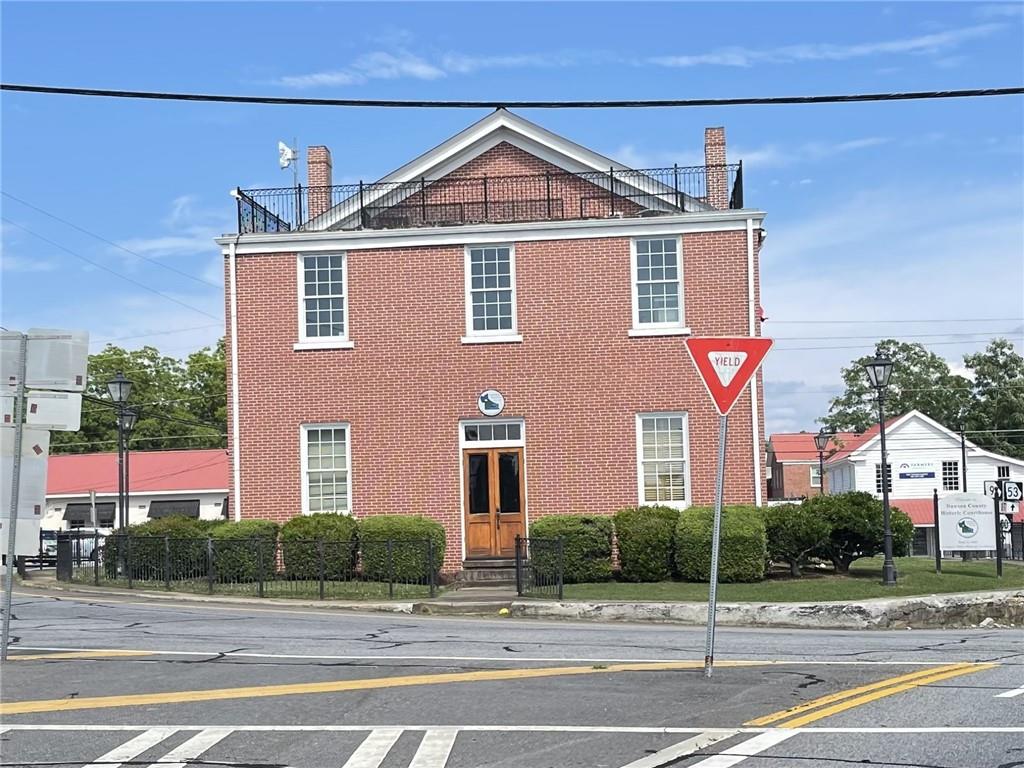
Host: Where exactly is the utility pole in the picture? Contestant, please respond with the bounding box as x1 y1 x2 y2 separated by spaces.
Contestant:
1 333 27 662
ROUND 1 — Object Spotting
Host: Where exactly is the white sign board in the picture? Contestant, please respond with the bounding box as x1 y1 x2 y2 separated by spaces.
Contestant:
0 518 41 558
25 391 82 432
25 328 89 392
895 459 936 480
1 428 50 520
938 493 996 551
0 394 13 426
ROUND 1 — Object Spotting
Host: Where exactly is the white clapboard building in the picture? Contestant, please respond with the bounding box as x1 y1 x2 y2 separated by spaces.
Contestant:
825 410 1024 557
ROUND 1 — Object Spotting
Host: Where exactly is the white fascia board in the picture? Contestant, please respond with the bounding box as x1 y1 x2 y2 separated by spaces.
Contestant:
218 210 765 255
779 459 819 465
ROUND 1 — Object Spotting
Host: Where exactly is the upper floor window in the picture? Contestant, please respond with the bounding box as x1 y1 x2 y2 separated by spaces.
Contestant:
464 245 518 342
875 463 892 494
636 413 690 508
942 460 960 491
299 254 349 345
997 465 1010 479
631 237 684 331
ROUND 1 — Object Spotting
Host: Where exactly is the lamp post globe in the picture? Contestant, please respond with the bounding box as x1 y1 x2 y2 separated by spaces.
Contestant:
122 407 140 434
814 428 834 496
862 357 894 390
106 372 133 404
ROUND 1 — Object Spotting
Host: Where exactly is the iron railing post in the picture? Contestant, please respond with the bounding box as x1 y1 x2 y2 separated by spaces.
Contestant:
163 536 171 590
673 164 682 212
206 537 215 594
93 530 100 585
427 537 436 598
608 167 615 215
317 539 326 600
296 183 304 227
420 177 427 225
515 535 523 596
126 535 133 589
483 176 489 222
387 539 395 599
256 538 265 598
556 537 564 601
358 181 365 229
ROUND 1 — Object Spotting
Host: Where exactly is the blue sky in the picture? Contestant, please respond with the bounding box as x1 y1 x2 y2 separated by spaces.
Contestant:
2 1 1022 433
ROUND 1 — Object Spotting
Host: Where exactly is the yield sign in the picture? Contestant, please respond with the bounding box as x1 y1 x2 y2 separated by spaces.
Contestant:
685 337 774 416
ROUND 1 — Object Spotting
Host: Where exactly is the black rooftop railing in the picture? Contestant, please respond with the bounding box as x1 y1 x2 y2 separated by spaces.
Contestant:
234 162 743 234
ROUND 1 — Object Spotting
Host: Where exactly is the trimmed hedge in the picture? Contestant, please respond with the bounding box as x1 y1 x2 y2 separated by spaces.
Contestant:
280 513 358 579
359 515 446 582
210 520 280 583
804 492 915 572
104 515 216 580
764 503 831 577
530 515 613 583
675 506 767 583
613 506 680 582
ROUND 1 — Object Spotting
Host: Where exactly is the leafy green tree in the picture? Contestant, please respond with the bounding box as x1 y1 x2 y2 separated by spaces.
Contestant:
823 341 972 433
963 339 1024 460
805 492 914 573
50 341 226 454
764 504 831 577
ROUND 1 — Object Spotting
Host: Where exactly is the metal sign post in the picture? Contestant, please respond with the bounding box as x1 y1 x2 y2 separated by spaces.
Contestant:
704 414 728 678
1 333 27 662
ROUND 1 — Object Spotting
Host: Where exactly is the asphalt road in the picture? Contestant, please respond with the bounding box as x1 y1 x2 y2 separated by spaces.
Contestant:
2 590 1022 768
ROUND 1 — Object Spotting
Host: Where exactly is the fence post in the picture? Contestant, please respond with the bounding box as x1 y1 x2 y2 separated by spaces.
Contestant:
206 537 214 594
256 538 265 599
358 181 365 229
545 173 552 219
93 530 99 585
427 537 436 599
556 537 564 601
387 539 395 600
673 163 682 212
608 167 615 215
126 535 133 590
483 176 489 221
163 536 171 590
420 177 427 224
317 539 326 600
514 535 523 597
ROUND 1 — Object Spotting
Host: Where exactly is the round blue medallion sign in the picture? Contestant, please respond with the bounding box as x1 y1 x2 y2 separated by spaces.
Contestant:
478 389 505 416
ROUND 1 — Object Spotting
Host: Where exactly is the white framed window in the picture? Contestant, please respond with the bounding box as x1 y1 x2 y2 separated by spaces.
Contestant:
636 413 690 508
296 253 353 350
462 420 524 446
463 244 520 343
875 463 892 494
942 460 960 491
630 237 689 336
997 465 1010 479
810 465 822 488
301 423 351 515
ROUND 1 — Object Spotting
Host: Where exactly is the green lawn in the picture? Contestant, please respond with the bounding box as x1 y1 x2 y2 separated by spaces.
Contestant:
561 557 1024 603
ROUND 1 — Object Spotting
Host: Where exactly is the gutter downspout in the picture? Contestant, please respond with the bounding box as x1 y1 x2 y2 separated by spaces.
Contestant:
747 218 763 507
228 235 243 521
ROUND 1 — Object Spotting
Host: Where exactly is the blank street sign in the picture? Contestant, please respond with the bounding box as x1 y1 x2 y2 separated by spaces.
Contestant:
1 427 50 519
25 391 82 432
25 328 89 392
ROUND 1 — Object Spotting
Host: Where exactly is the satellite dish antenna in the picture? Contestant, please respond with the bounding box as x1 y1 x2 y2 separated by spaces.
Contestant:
278 141 297 169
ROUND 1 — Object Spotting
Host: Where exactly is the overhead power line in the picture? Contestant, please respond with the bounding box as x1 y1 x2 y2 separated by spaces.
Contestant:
1 192 221 289
2 83 1022 108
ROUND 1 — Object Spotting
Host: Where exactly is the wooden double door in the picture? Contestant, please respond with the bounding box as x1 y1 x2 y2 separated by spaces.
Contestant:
463 447 525 558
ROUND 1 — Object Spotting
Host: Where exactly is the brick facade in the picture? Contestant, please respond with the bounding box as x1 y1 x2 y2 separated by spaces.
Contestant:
225 126 765 574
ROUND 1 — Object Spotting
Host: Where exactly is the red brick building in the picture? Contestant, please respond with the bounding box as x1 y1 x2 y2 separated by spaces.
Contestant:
218 110 767 574
766 432 860 500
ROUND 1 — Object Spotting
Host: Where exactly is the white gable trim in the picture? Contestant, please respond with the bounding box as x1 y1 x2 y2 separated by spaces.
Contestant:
306 109 710 232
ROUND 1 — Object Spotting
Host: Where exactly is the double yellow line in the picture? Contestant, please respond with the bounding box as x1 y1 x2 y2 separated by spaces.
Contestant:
746 662 995 729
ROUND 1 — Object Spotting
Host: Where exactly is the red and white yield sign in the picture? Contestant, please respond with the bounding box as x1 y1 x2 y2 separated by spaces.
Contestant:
685 337 774 416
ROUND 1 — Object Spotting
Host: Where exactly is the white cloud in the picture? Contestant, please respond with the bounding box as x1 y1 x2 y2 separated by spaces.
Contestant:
975 4 1024 19
440 52 577 74
1 255 57 273
649 23 1003 68
115 197 230 262
276 50 445 88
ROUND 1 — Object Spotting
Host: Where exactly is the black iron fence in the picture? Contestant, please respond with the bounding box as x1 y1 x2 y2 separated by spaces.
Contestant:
515 535 564 600
59 532 437 599
236 163 743 234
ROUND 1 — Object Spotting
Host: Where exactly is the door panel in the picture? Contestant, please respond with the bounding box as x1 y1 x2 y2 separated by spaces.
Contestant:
495 449 525 556
463 446 526 558
464 451 494 558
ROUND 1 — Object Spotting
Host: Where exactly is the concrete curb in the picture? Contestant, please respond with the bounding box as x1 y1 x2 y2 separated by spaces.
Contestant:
15 578 1023 629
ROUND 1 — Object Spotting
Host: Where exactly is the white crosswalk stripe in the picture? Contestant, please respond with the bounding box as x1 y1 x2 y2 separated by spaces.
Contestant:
81 728 178 768
340 728 404 768
147 728 232 768
408 729 458 768
618 730 737 768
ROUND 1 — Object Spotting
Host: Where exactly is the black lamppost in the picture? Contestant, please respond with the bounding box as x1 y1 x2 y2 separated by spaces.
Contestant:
122 406 139 528
106 372 133 530
814 428 834 496
863 356 896 586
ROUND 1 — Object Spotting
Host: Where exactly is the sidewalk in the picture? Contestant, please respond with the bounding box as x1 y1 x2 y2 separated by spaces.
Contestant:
13 571 1023 630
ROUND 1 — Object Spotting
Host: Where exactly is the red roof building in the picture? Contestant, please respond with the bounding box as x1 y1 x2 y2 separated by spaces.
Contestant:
767 431 862 500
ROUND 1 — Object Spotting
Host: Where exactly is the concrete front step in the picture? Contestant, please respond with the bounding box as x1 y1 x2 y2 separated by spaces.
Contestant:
458 559 517 585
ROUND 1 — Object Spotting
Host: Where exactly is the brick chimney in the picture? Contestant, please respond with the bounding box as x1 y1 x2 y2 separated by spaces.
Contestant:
704 127 728 210
307 145 333 220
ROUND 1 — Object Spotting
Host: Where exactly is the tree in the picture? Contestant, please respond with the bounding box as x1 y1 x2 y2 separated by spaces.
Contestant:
764 504 831 577
823 340 972 433
963 339 1024 460
805 492 914 573
50 341 226 454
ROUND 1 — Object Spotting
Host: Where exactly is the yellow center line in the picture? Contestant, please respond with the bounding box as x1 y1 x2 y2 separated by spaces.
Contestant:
0 660 763 715
5 650 154 662
745 663 974 726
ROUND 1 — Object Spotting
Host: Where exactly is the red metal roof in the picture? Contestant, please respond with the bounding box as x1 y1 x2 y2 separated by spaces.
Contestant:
824 416 902 463
890 497 1023 524
769 432 862 462
48 449 228 496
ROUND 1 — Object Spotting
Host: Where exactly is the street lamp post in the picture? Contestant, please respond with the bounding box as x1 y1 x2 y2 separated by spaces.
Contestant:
863 356 896 586
122 407 139 529
814 428 834 496
106 372 133 530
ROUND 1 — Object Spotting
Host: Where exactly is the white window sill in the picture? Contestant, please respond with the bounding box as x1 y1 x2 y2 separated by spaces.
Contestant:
628 327 693 338
293 340 355 351
461 334 523 345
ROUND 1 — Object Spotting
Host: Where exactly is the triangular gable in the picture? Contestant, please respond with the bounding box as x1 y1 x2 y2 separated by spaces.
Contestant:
307 108 711 231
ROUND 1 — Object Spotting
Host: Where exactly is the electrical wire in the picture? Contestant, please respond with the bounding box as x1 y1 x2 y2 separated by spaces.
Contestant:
3 83 1022 108
1 218 221 321
52 433 228 448
1 191 222 289
90 325 224 346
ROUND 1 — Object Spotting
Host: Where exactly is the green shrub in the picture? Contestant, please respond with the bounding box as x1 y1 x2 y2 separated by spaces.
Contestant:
764 504 832 577
359 515 446 582
210 520 280 583
104 516 215 580
613 506 680 582
280 513 358 579
529 515 613 583
675 506 767 583
804 492 914 573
